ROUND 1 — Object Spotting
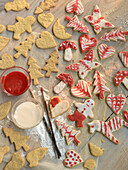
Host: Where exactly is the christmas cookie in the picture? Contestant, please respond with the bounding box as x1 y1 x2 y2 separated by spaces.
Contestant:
53 19 72 39
124 111 128 122
71 80 92 98
66 0 84 15
88 116 128 144
34 0 58 14
42 50 59 77
28 56 44 85
0 36 10 51
93 71 110 99
54 73 73 94
114 71 128 90
4 0 29 12
100 27 128 42
0 54 15 69
7 16 35 40
84 159 96 170
58 40 77 61
64 150 83 168
4 152 25 170
0 25 5 33
55 119 81 146
98 44 115 60
0 145 10 164
84 5 115 34
68 99 95 127
79 34 97 53
66 50 101 79
50 96 70 118
3 128 30 151
26 148 48 167
88 142 104 157
0 101 11 120
118 51 128 68
14 35 35 59
106 94 126 115
37 13 54 29
65 15 89 33
36 31 57 49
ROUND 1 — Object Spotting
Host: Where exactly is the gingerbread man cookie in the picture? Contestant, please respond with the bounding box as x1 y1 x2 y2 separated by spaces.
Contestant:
7 16 35 40
68 99 95 127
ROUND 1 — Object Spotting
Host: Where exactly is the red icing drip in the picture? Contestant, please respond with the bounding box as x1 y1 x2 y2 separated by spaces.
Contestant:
50 97 60 107
87 15 93 21
94 8 100 13
105 22 112 27
124 111 128 122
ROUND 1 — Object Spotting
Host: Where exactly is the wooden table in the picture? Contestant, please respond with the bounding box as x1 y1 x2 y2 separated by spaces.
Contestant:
0 0 128 169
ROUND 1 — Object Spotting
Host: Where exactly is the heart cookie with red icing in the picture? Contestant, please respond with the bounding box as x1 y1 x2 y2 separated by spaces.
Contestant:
98 44 115 60
106 94 126 115
79 34 97 53
50 96 70 118
64 150 83 168
71 80 92 98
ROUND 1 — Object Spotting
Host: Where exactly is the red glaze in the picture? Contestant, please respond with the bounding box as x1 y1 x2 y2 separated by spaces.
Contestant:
57 73 73 87
79 34 97 53
3 71 29 96
59 40 77 50
50 97 60 107
124 111 128 122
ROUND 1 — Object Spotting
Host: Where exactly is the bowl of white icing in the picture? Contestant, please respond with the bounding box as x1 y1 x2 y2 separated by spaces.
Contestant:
11 98 44 129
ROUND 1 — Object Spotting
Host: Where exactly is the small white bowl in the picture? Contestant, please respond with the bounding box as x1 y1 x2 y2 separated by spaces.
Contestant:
11 98 44 129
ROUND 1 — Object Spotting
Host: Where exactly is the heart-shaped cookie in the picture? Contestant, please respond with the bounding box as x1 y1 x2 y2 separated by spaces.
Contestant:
71 80 92 98
50 96 70 118
0 53 15 69
64 150 83 168
98 44 115 60
36 31 57 49
106 94 126 115
37 13 54 29
79 34 97 53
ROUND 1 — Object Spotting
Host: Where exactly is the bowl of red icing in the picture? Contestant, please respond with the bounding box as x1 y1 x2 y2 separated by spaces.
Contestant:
0 66 31 96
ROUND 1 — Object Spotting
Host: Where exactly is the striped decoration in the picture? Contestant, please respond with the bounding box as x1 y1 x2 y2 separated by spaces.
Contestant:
118 51 128 68
66 0 84 15
98 44 115 60
71 80 92 98
88 116 128 144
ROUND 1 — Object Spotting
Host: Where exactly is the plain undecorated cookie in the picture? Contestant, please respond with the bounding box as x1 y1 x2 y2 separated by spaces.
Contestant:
0 25 5 33
37 13 54 28
0 54 15 69
0 101 11 120
53 19 72 39
84 159 96 170
26 147 48 167
88 142 104 157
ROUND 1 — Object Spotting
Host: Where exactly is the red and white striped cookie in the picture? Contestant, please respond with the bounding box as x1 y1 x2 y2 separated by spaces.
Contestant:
64 150 83 168
98 44 115 60
71 80 92 98
79 34 97 53
88 116 128 144
118 51 128 68
106 94 126 115
66 0 84 15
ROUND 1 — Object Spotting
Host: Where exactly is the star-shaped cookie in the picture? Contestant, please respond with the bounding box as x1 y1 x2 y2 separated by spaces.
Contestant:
66 50 101 79
84 5 115 34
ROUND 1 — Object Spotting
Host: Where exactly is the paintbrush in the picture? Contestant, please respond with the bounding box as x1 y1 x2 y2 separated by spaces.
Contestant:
41 87 61 159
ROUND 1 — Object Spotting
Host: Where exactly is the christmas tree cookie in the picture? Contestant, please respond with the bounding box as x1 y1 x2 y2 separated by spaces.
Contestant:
14 35 35 59
28 56 44 85
3 128 30 151
42 50 59 77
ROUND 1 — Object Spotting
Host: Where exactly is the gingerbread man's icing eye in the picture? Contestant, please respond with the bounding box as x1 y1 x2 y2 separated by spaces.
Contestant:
91 125 94 128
